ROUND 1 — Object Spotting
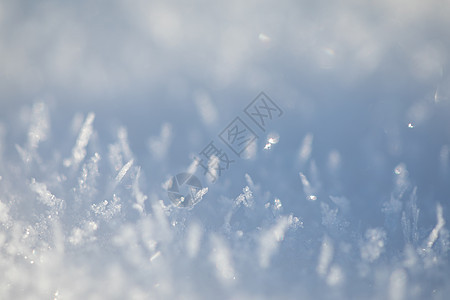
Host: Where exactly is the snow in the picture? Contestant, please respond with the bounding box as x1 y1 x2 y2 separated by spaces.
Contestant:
389 268 407 300
115 159 134 183
209 234 236 283
30 178 63 210
317 235 334 277
360 228 387 263
258 214 298 269
298 133 313 164
148 123 172 161
427 203 446 249
1 0 450 299
63 113 95 168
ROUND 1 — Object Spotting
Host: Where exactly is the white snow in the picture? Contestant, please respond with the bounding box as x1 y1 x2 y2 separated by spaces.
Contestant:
361 228 387 262
298 133 313 164
317 235 334 277
258 214 297 268
115 159 134 184
63 113 95 168
30 178 63 209
1 0 449 298
148 123 172 161
186 222 203 258
209 234 235 283
427 203 446 249
299 172 317 201
389 268 407 300
194 90 218 126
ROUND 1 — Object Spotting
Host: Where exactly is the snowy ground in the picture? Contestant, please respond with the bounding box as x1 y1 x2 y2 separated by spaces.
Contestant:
1 0 450 299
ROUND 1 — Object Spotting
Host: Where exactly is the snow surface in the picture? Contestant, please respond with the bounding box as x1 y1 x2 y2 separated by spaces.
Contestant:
1 0 450 299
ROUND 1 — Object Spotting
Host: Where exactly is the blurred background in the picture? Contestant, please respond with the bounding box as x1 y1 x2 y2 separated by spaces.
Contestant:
0 0 450 299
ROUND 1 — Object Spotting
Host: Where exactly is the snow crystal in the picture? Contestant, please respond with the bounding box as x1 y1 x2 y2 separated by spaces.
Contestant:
30 178 63 210
298 133 313 164
401 187 420 244
28 102 49 151
131 167 148 214
14 103 49 164
186 222 203 258
299 172 316 201
117 127 133 162
317 235 334 277
91 194 121 220
402 244 418 269
115 159 133 184
326 264 344 287
234 186 254 208
258 215 297 268
389 268 407 300
76 152 100 200
192 187 208 206
321 202 339 227
327 150 341 173
194 90 218 126
63 113 95 168
149 250 161 262
273 198 282 211
108 127 134 172
241 139 257 159
264 131 279 150
209 234 235 283
244 173 255 189
426 203 446 249
361 228 386 262
205 155 220 183
148 123 172 160
68 221 98 245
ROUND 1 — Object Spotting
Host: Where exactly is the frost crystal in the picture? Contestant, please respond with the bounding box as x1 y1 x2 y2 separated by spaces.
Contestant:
64 113 95 168
235 186 254 208
30 178 63 210
91 194 121 220
298 133 313 164
426 203 446 249
361 228 386 262
209 234 235 283
1 18 450 297
258 214 298 268
299 172 317 201
317 235 334 277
